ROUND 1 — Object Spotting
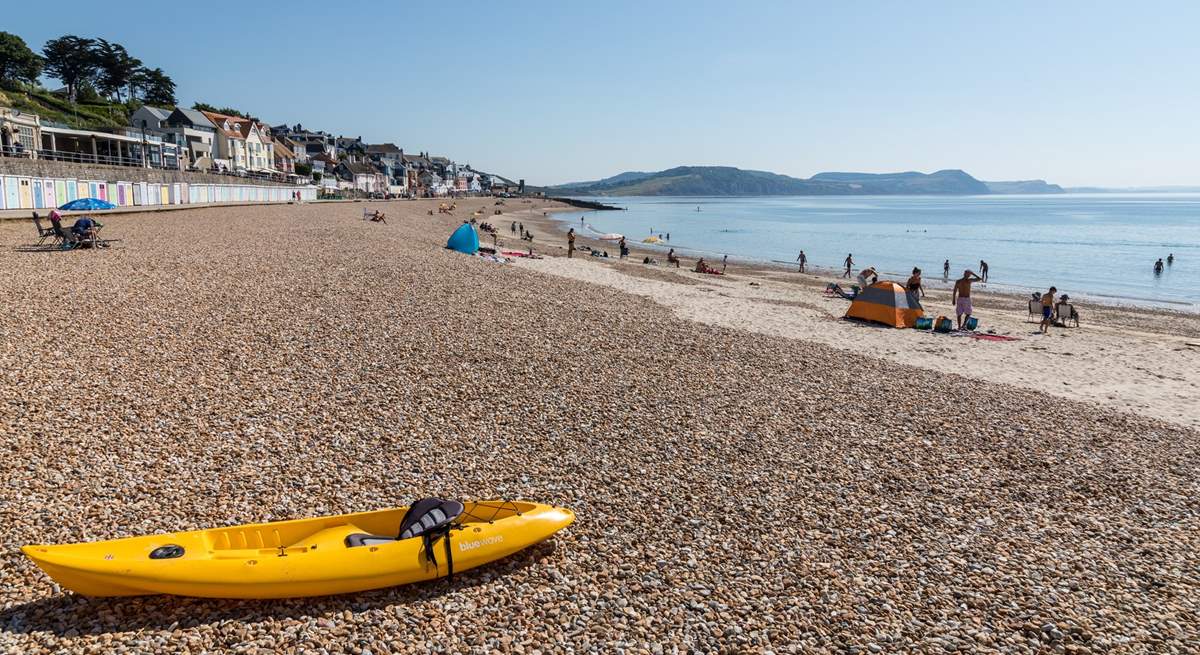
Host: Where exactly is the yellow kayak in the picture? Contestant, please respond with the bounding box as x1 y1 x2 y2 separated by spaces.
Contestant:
22 499 574 599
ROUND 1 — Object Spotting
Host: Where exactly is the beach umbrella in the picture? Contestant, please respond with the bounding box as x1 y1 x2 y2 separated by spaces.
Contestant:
59 198 117 211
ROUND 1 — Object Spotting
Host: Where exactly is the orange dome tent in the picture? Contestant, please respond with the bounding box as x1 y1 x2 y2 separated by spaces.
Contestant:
845 280 924 328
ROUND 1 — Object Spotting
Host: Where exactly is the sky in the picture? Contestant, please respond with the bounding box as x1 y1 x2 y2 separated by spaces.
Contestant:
6 1 1199 187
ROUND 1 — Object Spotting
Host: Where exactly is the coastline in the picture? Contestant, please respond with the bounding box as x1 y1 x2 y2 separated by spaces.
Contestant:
537 198 1200 314
505 203 1200 429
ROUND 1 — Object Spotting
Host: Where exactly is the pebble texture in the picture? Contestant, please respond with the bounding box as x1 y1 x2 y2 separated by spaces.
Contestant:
0 200 1197 653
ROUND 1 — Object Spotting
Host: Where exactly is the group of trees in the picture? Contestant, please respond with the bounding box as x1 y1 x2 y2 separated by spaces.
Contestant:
0 31 176 106
191 102 249 118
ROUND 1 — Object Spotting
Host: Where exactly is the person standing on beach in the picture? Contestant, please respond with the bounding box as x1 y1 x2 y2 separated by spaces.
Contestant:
843 254 854 279
567 228 576 258
618 236 628 259
979 260 989 281
906 267 926 299
943 259 950 279
1039 286 1058 334
951 269 983 330
511 221 516 234
797 250 807 273
722 254 728 272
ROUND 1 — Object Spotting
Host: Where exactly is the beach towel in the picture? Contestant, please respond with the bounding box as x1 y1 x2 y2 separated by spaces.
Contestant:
969 333 1021 342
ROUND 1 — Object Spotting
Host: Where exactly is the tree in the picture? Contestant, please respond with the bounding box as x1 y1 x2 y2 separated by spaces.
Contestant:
191 101 218 113
135 67 176 106
43 35 98 101
0 32 43 86
94 39 142 102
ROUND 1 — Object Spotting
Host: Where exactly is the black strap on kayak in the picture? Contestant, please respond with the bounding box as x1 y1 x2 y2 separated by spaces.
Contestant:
398 499 463 583
420 526 454 581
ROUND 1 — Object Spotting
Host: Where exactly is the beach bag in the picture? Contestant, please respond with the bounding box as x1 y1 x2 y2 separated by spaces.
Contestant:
964 317 979 331
914 317 933 330
934 316 953 333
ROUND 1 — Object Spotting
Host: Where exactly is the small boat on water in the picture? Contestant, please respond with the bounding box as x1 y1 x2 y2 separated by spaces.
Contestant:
598 233 623 241
22 499 574 599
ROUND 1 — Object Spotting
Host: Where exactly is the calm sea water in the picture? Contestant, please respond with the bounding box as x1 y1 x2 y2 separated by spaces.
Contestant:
556 195 1200 311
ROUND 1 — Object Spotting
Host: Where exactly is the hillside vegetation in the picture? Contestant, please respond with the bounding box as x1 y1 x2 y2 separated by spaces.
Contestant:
550 166 999 196
0 86 133 129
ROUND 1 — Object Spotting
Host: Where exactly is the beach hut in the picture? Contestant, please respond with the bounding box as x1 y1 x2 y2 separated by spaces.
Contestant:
845 280 924 328
446 222 479 254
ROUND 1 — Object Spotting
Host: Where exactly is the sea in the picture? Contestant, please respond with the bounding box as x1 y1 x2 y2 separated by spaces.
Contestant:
554 194 1200 312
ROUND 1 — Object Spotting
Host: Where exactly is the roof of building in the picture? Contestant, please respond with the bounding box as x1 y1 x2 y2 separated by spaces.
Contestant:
341 162 379 175
273 140 295 159
170 108 217 129
430 156 451 165
311 152 338 164
139 106 172 121
199 110 247 139
366 142 402 154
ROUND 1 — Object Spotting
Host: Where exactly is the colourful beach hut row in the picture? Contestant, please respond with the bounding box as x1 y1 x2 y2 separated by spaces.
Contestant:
0 175 316 211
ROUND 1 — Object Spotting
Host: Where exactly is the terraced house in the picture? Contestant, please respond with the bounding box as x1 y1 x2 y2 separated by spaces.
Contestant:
201 110 275 174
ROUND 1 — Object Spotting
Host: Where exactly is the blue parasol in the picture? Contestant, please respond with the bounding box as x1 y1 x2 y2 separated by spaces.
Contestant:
59 197 117 211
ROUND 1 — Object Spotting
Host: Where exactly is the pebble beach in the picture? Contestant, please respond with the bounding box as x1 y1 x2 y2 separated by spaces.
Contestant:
1 199 1198 653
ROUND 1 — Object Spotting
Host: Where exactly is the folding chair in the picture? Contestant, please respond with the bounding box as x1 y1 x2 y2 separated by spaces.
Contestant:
31 212 58 246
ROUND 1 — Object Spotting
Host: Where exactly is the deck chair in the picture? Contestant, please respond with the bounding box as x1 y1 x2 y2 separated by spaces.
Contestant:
31 212 57 246
1057 303 1079 327
1028 298 1041 321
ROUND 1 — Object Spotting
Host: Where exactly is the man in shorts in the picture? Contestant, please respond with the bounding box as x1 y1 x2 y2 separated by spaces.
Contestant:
1040 286 1058 334
951 269 983 330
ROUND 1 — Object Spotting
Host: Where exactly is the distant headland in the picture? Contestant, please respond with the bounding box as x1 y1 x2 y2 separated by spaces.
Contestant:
541 166 1065 196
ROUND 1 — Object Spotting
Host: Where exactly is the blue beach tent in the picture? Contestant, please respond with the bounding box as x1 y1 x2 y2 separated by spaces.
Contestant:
60 198 117 211
446 222 479 254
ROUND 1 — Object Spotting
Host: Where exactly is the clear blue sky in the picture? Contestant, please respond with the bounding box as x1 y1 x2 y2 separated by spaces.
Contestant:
7 1 1199 186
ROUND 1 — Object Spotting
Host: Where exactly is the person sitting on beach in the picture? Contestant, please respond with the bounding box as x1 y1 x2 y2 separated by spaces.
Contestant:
855 267 878 291
667 248 681 268
643 256 657 265
370 210 387 224
906 267 926 298
1055 293 1079 326
71 216 102 245
1039 286 1058 334
694 258 723 275
951 269 983 330
48 210 77 248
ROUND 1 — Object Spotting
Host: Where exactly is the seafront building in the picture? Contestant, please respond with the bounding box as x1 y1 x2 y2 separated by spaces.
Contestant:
3 102 508 200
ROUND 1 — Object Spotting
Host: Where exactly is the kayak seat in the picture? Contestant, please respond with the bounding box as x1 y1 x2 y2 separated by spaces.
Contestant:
344 499 465 549
399 499 464 539
344 533 397 548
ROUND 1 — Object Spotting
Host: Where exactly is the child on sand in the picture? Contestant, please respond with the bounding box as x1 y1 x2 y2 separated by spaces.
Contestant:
1040 286 1058 334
